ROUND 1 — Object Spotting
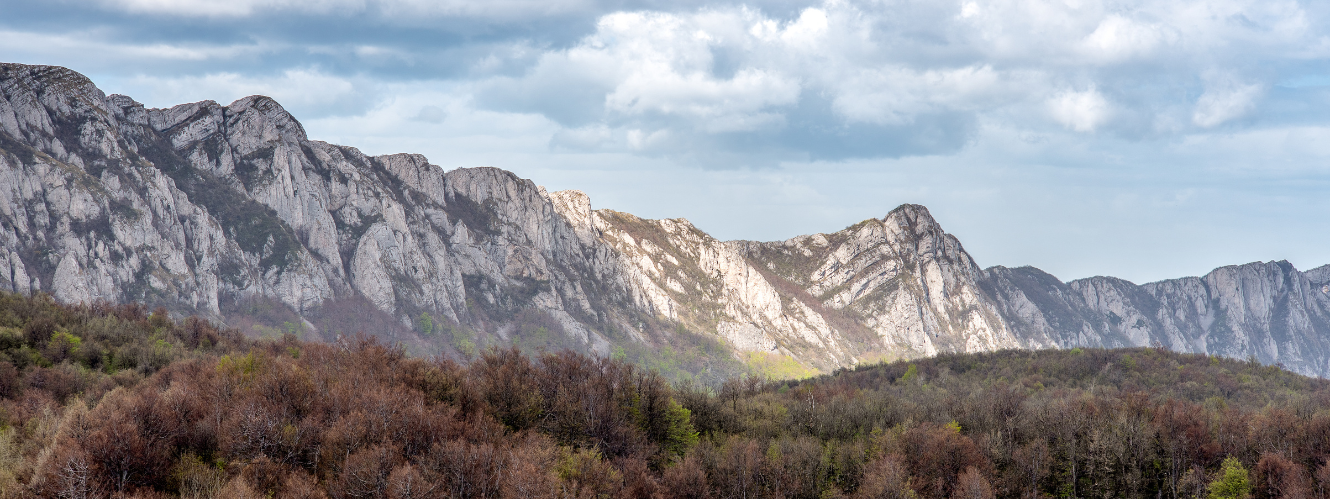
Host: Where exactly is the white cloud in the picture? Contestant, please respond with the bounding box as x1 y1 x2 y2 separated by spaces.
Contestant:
547 125 678 153
478 7 814 141
1192 73 1263 128
831 65 1007 125
0 29 266 62
411 105 447 123
1079 15 1171 63
550 125 619 151
455 0 1326 155
479 3 1010 155
605 67 798 131
959 1 980 19
97 0 599 18
124 69 371 118
300 80 561 164
952 0 1318 71
1049 88 1111 132
379 0 599 19
775 7 829 46
20 0 1321 151
101 0 364 16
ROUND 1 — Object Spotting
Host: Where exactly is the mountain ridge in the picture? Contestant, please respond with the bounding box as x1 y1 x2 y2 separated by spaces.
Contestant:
4 62 1330 377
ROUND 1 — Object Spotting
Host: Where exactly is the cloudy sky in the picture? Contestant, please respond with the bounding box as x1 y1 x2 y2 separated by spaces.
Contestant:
4 0 1330 283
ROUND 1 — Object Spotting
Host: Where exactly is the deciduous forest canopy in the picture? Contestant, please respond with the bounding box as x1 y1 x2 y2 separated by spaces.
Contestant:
1 291 1328 498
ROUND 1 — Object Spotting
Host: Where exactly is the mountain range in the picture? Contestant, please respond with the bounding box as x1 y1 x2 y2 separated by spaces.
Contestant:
3 62 1329 378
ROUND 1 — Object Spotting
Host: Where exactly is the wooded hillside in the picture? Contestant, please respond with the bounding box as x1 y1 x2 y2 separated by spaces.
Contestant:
0 291 1328 499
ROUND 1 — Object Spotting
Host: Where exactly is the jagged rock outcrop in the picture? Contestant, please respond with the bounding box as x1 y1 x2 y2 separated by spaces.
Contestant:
736 206 1023 362
4 62 1329 377
0 63 641 358
976 262 1330 376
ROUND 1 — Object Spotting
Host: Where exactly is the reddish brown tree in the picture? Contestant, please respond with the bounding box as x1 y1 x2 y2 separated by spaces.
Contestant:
281 469 330 499
854 453 915 499
418 439 507 499
333 443 402 499
557 447 626 499
475 347 544 432
1254 452 1312 499
1154 399 1219 499
1314 459 1330 499
901 423 990 499
0 360 18 399
951 467 994 499
1253 409 1308 459
619 455 665 499
662 453 712 499
501 435 560 499
385 464 435 499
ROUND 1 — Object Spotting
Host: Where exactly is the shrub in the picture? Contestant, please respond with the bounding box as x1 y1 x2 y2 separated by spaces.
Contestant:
23 316 57 346
173 453 225 499
1211 457 1252 499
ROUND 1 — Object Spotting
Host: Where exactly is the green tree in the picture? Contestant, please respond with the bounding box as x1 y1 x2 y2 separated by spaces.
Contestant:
658 399 700 456
1210 457 1251 499
416 312 434 336
45 331 82 363
900 364 919 384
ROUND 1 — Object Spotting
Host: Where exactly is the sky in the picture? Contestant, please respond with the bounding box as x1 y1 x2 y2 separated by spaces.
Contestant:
3 0 1330 284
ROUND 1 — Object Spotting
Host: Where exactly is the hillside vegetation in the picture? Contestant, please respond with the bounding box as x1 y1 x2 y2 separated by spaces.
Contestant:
0 291 1328 499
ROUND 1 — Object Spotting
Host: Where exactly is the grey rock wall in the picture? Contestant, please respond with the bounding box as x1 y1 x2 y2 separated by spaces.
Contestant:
4 62 1329 377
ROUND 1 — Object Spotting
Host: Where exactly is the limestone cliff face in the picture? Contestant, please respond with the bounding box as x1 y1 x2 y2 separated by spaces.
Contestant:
4 63 1330 377
978 262 1330 376
733 205 1022 365
0 63 641 356
566 203 1028 371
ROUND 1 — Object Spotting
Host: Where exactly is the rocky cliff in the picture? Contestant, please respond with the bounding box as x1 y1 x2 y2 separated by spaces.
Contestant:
4 62 1329 377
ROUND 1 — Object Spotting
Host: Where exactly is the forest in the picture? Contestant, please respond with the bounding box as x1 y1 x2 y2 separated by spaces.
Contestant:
1 290 1329 499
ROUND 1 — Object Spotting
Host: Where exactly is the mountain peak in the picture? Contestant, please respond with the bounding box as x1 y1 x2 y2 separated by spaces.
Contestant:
6 62 1330 378
222 94 308 144
882 203 940 233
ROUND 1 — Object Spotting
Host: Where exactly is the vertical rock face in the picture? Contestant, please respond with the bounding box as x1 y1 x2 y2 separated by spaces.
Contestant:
3 62 1329 377
734 204 1019 365
978 263 1330 376
0 63 640 354
1 64 243 314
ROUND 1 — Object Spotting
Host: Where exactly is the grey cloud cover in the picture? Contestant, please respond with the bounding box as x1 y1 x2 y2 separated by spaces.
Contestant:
2 0 1330 283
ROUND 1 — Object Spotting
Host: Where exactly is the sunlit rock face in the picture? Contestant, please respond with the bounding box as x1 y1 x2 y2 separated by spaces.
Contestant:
4 62 1329 376
979 262 1330 376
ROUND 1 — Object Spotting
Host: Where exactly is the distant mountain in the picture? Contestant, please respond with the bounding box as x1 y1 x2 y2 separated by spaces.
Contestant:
3 62 1329 377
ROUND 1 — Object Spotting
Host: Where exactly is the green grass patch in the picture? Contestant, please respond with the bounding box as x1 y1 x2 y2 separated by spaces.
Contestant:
744 351 820 380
